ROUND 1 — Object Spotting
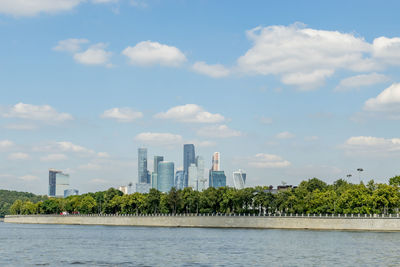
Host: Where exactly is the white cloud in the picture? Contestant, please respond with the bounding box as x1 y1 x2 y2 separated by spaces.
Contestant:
192 61 230 78
372 37 400 65
276 131 295 139
0 0 83 16
135 132 183 146
79 163 103 171
188 140 217 147
122 41 187 67
19 175 39 181
4 124 37 130
101 107 143 122
57 141 94 154
40 153 68 162
344 136 400 155
364 83 400 113
53 38 89 53
305 136 319 141
260 116 273 124
335 73 390 91
196 125 242 138
0 0 121 16
97 152 110 158
155 104 224 123
74 43 112 66
237 23 377 89
8 152 30 160
34 141 94 155
249 153 291 168
0 140 14 149
2 103 73 122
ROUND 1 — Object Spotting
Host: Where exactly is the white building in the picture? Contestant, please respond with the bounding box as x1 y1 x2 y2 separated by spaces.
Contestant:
188 163 198 190
233 169 246 189
118 186 128 195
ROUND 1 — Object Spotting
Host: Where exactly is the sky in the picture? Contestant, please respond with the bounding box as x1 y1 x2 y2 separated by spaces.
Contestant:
1 0 400 195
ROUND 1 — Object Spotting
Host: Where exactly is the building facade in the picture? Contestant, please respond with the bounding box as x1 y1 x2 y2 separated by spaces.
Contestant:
209 170 226 188
64 189 79 198
175 170 184 190
138 148 149 184
183 144 195 188
48 169 69 197
233 169 246 189
212 152 220 171
136 183 151 194
188 163 198 190
118 186 128 195
157 161 175 192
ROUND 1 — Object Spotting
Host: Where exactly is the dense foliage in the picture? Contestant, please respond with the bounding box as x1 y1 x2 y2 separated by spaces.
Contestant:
0 190 47 217
7 176 400 216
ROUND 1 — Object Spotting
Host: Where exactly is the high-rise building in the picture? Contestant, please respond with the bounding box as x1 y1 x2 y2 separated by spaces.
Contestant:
151 172 158 189
175 170 184 190
183 144 195 188
212 152 220 171
153 156 164 173
209 170 226 188
64 189 79 198
138 148 149 183
48 169 69 197
196 156 206 191
151 156 163 189
188 163 198 190
157 161 175 192
233 169 246 189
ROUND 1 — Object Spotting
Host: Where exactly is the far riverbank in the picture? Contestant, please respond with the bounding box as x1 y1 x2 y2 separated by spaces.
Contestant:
6 214 400 231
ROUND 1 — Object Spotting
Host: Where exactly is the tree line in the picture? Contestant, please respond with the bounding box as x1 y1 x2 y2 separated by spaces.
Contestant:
8 176 400 216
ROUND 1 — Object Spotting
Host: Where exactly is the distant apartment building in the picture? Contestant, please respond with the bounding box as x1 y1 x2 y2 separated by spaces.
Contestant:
64 189 79 198
157 161 174 193
233 169 246 189
48 169 69 197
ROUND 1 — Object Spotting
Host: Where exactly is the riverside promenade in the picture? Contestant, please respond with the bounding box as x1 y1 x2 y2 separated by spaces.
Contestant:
6 213 400 231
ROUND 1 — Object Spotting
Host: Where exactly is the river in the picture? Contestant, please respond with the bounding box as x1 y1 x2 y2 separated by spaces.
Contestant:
1 222 400 266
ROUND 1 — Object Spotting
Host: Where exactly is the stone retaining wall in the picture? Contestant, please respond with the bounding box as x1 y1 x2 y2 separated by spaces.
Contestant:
5 214 400 231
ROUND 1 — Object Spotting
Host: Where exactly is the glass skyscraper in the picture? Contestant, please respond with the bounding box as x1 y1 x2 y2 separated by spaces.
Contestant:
48 169 70 197
233 169 246 189
153 156 164 173
157 161 175 193
209 170 226 188
138 148 149 183
175 170 184 190
183 144 195 188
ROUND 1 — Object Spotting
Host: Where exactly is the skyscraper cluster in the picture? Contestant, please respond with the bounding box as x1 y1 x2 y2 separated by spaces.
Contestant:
134 144 244 193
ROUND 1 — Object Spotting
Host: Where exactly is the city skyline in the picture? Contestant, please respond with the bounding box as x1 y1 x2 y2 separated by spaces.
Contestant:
1 1 400 195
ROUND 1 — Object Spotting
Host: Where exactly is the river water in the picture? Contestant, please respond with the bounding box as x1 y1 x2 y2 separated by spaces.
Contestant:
1 222 400 266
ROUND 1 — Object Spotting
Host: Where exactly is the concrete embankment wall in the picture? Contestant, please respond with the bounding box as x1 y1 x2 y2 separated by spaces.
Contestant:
5 215 400 231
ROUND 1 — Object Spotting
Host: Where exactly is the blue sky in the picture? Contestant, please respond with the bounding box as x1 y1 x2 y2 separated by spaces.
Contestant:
1 0 400 194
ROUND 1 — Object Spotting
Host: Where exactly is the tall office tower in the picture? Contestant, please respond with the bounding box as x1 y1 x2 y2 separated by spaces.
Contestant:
157 161 175 193
48 169 70 197
188 163 198 190
151 172 158 189
138 148 149 183
212 152 220 171
175 170 184 190
154 156 164 173
196 156 206 191
233 169 247 189
183 144 195 188
209 170 226 188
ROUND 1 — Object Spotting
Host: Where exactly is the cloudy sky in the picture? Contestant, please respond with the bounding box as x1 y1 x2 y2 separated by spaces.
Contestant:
1 0 400 194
